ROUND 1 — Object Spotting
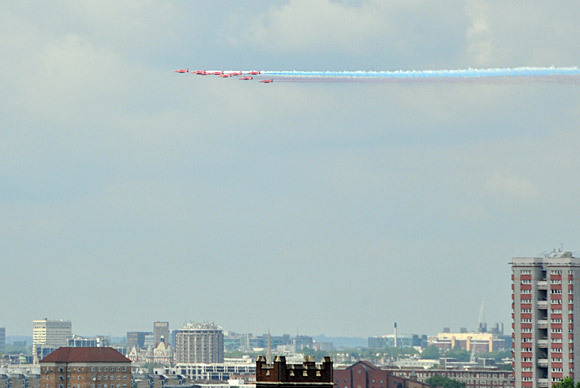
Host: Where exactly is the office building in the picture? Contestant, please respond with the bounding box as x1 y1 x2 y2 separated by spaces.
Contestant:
512 250 580 388
174 322 224 364
126 332 149 350
33 319 72 363
0 327 5 354
40 347 131 388
153 322 170 347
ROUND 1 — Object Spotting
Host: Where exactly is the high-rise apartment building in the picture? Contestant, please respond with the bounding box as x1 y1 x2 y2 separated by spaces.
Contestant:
174 322 224 364
512 250 580 388
33 319 72 362
153 322 170 347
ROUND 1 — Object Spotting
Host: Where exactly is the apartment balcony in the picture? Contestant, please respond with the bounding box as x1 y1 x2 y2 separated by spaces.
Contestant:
538 320 549 329
537 339 549 348
538 358 549 367
537 280 548 290
538 300 549 309
538 379 550 388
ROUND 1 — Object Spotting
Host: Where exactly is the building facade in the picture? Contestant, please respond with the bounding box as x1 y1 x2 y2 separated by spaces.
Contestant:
0 327 5 354
126 332 148 350
39 347 131 388
174 323 223 364
512 250 580 388
154 323 170 348
334 362 429 388
33 320 72 363
389 368 513 388
257 356 333 388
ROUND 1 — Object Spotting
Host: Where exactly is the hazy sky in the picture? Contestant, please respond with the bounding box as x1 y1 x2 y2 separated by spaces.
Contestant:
2 1 580 339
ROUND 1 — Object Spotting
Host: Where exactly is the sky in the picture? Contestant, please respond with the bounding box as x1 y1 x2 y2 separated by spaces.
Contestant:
2 0 580 339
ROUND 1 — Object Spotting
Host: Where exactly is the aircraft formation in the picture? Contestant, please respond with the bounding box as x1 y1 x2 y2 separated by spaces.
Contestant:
174 69 273 84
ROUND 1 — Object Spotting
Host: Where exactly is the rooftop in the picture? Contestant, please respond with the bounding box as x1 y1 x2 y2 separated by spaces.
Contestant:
40 347 131 363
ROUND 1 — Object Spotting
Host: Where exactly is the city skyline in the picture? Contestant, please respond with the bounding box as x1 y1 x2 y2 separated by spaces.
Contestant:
2 1 580 337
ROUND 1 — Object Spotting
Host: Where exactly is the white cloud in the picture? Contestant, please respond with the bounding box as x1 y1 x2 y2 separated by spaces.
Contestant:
487 174 538 198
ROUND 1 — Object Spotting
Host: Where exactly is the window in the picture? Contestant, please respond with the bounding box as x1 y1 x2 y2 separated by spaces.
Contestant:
522 309 532 313
552 270 563 275
522 270 531 274
552 280 563 284
522 280 532 284
521 289 532 294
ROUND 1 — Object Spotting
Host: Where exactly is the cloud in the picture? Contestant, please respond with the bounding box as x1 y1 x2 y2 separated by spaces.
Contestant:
464 1 493 66
487 174 538 198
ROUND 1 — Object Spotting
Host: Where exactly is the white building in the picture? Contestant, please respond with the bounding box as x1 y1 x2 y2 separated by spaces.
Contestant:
174 322 224 364
32 319 72 363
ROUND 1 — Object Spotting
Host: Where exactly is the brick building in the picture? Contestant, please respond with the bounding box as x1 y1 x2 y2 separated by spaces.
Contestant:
256 356 333 388
40 347 131 388
334 362 429 388
512 250 580 388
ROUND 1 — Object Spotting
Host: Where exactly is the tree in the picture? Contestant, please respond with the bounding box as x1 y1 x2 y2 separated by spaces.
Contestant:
421 346 440 359
425 375 465 388
552 377 580 388
446 347 470 362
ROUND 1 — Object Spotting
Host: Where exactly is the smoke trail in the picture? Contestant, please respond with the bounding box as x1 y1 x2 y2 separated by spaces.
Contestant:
254 67 580 83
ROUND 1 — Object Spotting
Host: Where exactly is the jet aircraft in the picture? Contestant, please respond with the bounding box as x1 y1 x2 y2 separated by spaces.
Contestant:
239 76 253 80
260 79 274 83
247 71 261 75
174 68 189 73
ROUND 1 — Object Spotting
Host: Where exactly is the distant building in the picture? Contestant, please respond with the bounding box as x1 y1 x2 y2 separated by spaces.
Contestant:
174 322 224 364
0 373 41 388
149 339 172 365
334 361 429 388
256 356 333 388
68 336 97 348
0 328 5 354
33 319 72 363
292 336 314 351
127 332 149 350
428 331 506 353
160 362 255 381
368 335 428 349
154 322 170 347
40 347 131 388
512 250 580 388
389 368 513 388
144 334 155 349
